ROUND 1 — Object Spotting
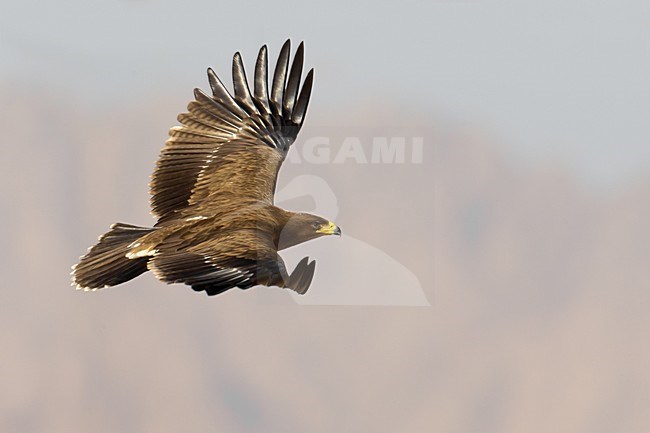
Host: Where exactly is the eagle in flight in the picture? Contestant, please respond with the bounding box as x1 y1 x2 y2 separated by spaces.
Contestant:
72 40 340 296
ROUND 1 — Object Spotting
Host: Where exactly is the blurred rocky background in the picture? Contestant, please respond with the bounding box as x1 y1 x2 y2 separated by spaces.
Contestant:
1 1 649 432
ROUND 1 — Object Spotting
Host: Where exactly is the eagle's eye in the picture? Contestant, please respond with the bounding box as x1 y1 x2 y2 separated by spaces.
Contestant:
312 222 321 229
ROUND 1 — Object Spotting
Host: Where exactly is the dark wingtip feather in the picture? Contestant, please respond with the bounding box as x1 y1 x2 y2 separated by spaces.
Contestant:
296 258 316 295
205 67 245 116
254 45 271 113
206 67 224 99
270 39 291 116
291 68 314 125
283 42 304 118
232 52 256 113
287 256 315 295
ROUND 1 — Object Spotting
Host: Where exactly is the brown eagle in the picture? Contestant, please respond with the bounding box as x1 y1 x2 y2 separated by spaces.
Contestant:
72 40 340 296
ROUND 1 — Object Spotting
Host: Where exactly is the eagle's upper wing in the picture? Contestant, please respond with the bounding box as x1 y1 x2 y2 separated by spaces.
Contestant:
150 40 313 224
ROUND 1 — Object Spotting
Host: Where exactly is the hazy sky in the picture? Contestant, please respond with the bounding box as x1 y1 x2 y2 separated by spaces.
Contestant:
2 0 649 188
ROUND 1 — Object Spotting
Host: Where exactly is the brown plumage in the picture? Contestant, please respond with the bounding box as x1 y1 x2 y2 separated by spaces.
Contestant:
72 40 340 296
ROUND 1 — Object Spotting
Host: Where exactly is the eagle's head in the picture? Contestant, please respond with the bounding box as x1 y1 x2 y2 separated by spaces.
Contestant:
277 213 341 250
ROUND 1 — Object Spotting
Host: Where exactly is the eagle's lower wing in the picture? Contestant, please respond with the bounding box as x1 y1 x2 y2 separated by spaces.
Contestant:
150 40 313 224
149 232 316 295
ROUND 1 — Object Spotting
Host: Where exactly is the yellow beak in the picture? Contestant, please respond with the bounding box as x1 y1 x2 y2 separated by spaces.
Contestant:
317 221 341 236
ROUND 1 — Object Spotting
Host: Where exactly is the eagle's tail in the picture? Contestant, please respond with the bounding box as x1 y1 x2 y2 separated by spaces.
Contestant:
72 223 154 291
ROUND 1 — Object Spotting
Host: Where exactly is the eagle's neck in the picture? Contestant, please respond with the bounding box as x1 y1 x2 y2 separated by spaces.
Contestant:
273 210 310 250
